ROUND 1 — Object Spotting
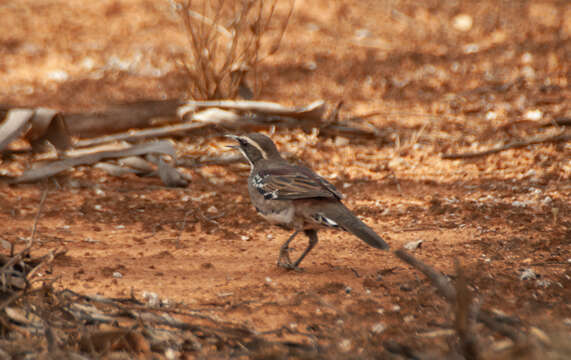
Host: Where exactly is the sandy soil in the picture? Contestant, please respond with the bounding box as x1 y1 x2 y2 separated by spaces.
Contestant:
0 0 569 357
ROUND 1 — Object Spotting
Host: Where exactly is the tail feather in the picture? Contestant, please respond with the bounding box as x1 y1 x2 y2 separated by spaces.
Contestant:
322 203 390 250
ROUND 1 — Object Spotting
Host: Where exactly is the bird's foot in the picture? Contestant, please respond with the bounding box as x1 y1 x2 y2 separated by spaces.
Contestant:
277 261 304 272
277 249 301 271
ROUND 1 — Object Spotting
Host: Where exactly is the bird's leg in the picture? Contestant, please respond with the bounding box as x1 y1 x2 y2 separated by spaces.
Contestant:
291 229 319 269
277 230 299 269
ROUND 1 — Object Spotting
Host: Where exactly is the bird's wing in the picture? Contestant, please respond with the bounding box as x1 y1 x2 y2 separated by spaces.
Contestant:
254 166 343 200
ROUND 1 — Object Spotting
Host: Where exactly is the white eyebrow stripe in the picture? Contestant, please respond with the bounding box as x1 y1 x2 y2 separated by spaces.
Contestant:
242 137 268 159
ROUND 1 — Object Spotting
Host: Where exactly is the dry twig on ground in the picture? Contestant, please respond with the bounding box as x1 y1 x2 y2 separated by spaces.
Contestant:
442 131 570 159
395 249 524 348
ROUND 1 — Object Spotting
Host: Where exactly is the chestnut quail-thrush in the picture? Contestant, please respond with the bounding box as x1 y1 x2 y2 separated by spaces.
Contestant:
227 133 389 270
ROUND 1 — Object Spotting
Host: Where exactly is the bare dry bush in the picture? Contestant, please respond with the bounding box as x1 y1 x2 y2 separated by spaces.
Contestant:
176 0 293 100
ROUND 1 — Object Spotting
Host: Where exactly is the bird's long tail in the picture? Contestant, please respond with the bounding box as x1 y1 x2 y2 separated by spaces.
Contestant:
319 202 390 250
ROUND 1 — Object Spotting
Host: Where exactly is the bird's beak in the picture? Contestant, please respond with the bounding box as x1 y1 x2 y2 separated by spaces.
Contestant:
224 134 240 149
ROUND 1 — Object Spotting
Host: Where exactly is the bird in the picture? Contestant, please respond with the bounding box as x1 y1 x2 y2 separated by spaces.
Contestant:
226 133 390 270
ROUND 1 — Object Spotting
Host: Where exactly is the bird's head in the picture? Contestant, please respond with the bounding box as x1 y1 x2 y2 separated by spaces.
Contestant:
226 133 281 167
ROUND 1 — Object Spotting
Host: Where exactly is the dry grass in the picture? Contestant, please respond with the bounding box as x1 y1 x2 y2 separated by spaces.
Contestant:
176 0 293 100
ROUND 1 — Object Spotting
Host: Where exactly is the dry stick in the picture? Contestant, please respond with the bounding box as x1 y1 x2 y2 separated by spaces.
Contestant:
75 122 211 148
29 187 49 248
442 131 570 159
454 261 480 360
394 249 456 301
394 249 522 342
0 189 49 289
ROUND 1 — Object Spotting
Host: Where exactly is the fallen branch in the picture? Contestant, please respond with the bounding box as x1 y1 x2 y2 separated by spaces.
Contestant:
10 141 176 184
0 108 71 153
0 109 34 152
179 99 326 120
442 131 570 159
394 249 523 342
64 99 183 138
75 109 241 148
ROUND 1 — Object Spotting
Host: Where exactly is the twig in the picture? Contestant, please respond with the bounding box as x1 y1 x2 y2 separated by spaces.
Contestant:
176 209 193 248
453 261 480 360
74 122 209 148
394 249 523 342
442 131 570 159
29 187 49 248
186 9 233 39
394 249 456 302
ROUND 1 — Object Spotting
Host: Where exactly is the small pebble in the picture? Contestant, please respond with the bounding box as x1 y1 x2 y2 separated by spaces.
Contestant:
165 348 177 360
520 268 537 280
355 28 372 39
334 136 350 146
338 339 351 352
485 111 498 120
143 291 160 307
391 305 401 312
521 52 533 64
524 109 542 121
452 14 473 32
524 169 537 178
305 61 317 71
463 43 479 54
112 272 123 278
404 239 423 250
47 70 69 82
512 201 527 208
344 286 352 294
371 323 386 334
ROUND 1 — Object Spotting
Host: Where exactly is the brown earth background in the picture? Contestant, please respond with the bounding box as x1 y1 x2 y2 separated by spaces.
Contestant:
0 0 570 358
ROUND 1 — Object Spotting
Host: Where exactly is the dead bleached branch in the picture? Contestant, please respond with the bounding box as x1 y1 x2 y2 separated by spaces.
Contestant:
442 131 570 159
11 141 176 184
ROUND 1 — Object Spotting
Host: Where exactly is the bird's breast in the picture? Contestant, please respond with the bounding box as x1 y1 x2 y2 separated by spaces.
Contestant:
256 205 295 225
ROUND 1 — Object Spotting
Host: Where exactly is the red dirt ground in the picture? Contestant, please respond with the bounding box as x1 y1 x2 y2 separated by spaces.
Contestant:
1 0 569 357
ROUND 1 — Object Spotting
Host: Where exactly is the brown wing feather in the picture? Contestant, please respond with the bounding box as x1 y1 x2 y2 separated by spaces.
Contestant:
255 166 343 200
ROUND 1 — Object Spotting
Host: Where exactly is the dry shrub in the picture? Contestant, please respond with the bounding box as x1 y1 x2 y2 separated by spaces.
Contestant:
176 0 293 100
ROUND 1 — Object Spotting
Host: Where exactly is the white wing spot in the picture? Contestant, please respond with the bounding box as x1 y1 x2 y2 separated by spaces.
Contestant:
253 174 264 187
313 213 339 227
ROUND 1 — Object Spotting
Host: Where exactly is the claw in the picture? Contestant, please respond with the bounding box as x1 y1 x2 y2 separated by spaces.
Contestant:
277 249 293 269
